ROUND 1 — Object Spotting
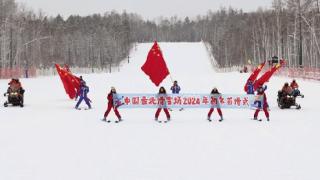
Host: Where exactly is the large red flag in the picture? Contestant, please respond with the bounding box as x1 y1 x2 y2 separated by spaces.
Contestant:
253 63 282 90
55 64 70 95
55 64 81 99
141 41 170 86
244 62 266 92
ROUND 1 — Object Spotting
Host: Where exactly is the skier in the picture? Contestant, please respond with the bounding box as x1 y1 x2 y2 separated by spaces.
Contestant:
170 80 183 111
79 76 85 86
170 80 181 94
207 88 223 122
75 81 91 110
155 87 170 122
253 86 270 121
102 87 122 122
246 80 255 95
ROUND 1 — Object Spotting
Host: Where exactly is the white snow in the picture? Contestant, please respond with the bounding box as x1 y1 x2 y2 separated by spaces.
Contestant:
1 42 320 180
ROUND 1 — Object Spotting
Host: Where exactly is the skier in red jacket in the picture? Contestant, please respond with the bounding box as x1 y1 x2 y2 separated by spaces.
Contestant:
155 87 170 122
102 87 122 122
207 87 223 122
254 86 270 121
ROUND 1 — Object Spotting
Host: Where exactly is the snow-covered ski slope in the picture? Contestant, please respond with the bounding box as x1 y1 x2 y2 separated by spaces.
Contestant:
1 42 320 180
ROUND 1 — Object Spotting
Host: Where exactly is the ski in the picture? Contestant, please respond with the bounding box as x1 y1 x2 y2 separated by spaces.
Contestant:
155 119 163 123
251 118 263 121
207 118 223 122
101 119 122 123
155 119 170 123
76 107 91 110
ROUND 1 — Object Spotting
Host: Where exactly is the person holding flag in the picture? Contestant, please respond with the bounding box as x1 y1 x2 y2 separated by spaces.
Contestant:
207 88 223 122
170 80 181 94
253 86 270 121
75 81 91 110
102 87 122 123
170 80 183 111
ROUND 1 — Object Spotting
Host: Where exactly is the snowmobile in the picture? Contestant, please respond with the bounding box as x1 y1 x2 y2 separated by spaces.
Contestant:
277 90 301 109
4 89 24 107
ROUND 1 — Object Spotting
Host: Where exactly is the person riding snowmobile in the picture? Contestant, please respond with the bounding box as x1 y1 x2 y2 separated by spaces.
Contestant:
290 79 304 98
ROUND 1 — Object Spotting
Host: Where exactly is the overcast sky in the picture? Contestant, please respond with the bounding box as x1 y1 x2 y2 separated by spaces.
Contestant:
16 0 271 20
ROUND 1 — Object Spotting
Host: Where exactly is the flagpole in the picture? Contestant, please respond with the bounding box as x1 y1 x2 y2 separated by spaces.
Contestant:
170 75 174 83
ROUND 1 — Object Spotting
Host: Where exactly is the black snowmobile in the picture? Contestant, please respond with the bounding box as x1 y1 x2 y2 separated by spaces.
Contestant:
277 90 301 109
4 88 24 107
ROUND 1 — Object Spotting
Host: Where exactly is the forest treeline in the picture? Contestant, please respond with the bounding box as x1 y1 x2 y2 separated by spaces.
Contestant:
1 0 319 70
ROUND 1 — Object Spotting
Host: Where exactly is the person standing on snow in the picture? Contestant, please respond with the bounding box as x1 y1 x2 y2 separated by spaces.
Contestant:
170 80 181 94
79 76 85 86
170 80 183 111
207 88 223 122
102 87 122 122
155 87 170 122
75 82 91 110
253 86 270 121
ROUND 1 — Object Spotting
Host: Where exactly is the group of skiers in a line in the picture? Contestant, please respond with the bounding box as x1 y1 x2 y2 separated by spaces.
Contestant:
75 78 225 122
3 76 302 122
74 77 283 122
101 81 184 123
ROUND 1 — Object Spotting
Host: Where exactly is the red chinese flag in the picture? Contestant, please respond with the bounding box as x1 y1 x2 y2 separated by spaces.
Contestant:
55 64 80 99
253 63 282 90
55 64 70 96
69 74 81 94
244 62 266 92
141 41 170 86
64 74 78 99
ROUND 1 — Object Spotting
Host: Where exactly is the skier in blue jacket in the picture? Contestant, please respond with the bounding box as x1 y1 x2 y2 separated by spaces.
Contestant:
170 80 183 111
170 80 181 94
75 82 91 109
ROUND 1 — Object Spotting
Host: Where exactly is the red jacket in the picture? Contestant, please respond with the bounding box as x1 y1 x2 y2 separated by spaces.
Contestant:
290 82 299 89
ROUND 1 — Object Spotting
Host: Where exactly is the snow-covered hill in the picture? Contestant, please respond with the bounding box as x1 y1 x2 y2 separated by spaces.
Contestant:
0 42 320 180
